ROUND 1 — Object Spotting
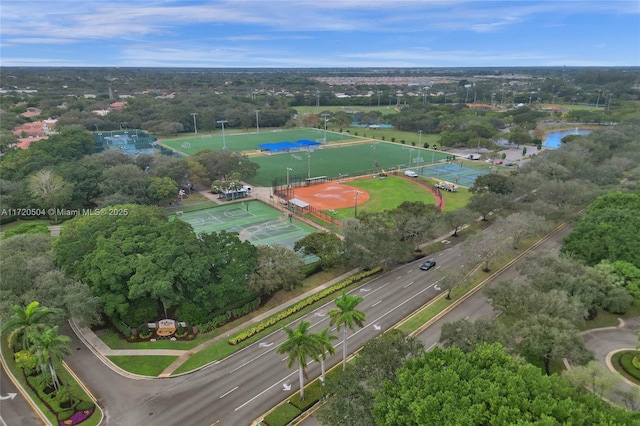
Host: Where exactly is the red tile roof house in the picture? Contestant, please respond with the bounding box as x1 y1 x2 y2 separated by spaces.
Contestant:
13 118 57 149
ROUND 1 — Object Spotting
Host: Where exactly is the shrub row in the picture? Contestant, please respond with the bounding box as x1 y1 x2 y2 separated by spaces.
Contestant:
228 267 382 345
195 298 261 333
619 353 640 381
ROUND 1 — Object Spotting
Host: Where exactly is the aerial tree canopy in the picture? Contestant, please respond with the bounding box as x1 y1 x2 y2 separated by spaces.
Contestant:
374 343 638 425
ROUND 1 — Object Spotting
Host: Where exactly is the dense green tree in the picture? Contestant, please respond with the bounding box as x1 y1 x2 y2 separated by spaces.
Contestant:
99 163 149 204
27 170 73 222
293 232 343 271
562 192 640 268
147 176 178 205
247 245 304 295
439 318 506 353
469 173 512 194
466 191 506 221
54 205 257 326
328 291 366 370
444 207 476 237
318 330 423 426
462 230 506 272
494 211 549 249
374 344 637 425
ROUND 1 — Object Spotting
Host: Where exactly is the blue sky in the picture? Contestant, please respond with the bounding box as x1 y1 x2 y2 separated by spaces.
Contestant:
1 1 639 68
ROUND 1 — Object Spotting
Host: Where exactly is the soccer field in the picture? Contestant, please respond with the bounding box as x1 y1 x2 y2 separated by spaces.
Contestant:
247 141 450 187
160 128 356 155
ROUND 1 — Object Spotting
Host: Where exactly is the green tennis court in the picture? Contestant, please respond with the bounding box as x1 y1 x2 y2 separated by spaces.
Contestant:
175 201 318 261
247 142 451 187
160 129 356 155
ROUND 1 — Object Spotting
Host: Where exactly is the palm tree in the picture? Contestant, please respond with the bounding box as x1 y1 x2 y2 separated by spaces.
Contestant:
3 301 61 352
315 327 337 384
31 326 71 392
328 291 366 370
277 321 322 400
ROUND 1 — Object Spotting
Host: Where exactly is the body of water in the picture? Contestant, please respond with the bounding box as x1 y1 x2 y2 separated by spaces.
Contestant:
542 128 591 148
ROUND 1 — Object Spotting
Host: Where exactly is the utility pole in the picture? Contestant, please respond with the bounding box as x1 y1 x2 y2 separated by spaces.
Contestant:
255 110 260 133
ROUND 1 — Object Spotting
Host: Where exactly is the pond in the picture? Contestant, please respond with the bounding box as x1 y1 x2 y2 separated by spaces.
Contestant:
542 128 591 149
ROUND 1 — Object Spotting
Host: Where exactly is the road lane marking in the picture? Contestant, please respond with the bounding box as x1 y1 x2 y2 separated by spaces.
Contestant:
403 281 414 288
219 386 238 399
371 300 382 307
235 372 296 411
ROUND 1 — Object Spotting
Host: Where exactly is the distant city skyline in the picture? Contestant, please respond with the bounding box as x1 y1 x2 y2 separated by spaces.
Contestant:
1 1 639 68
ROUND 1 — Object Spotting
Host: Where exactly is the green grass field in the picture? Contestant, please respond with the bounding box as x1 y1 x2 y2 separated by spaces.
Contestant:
159 128 356 155
333 176 436 218
247 142 450 187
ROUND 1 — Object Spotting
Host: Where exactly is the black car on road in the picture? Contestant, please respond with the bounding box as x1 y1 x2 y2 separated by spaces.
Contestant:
420 259 436 270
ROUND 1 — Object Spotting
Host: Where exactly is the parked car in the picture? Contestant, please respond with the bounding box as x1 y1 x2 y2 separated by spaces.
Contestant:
420 259 437 270
494 160 503 165
404 170 418 178
504 161 515 167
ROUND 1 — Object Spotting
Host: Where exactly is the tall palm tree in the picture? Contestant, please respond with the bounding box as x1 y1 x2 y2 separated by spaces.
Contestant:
3 301 61 352
277 321 322 400
31 326 71 391
315 327 337 384
328 291 366 370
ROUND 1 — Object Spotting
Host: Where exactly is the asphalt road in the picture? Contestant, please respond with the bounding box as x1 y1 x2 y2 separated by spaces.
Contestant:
62 235 475 426
27 222 623 426
0 366 45 426
296 223 572 426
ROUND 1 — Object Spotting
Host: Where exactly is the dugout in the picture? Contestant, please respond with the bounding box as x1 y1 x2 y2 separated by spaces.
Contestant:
305 176 328 186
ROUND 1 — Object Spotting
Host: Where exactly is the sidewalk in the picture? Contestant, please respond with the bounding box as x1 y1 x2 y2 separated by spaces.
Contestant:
73 267 359 379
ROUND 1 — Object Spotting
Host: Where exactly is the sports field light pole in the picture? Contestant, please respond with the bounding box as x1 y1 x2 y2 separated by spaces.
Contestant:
354 190 363 218
321 113 330 142
307 149 311 180
255 110 260 133
217 120 228 150
418 130 423 147
371 143 378 172
286 167 293 200
191 113 198 134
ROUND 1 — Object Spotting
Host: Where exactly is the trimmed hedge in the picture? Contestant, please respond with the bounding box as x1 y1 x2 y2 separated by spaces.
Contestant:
289 380 325 411
228 267 382 345
619 353 640 381
195 297 261 333
262 402 302 426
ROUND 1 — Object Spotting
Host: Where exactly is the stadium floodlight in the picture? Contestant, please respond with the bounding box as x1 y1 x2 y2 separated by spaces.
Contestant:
354 190 363 217
191 113 198 134
286 167 293 199
217 120 228 149
371 143 378 171
321 113 330 142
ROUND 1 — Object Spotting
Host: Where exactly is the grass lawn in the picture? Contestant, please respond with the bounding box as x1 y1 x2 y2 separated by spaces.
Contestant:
107 355 178 376
332 175 436 219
